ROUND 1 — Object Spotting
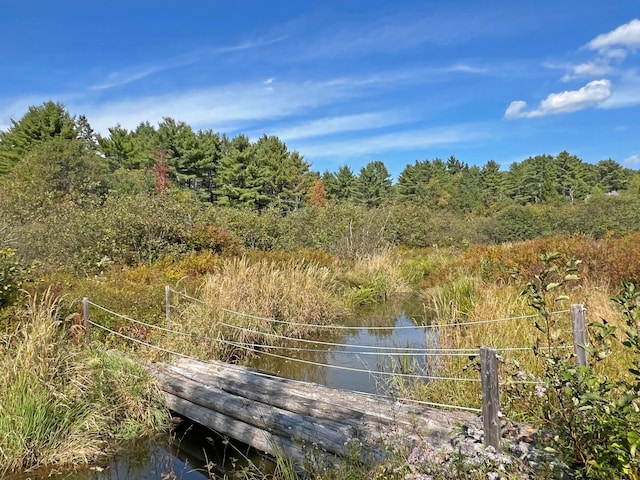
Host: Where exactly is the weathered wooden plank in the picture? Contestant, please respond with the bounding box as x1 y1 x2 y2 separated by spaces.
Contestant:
152 365 359 455
148 358 481 469
162 358 477 430
162 392 314 467
162 361 401 425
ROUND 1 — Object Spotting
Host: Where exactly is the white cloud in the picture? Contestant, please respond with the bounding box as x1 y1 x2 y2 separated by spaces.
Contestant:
89 37 286 91
561 61 613 81
294 123 488 158
90 65 175 90
505 79 612 119
588 18 640 55
623 154 640 165
269 111 409 141
74 76 394 134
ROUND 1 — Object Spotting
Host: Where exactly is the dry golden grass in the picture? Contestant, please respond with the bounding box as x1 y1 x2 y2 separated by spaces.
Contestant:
410 241 637 419
168 257 345 360
0 289 166 475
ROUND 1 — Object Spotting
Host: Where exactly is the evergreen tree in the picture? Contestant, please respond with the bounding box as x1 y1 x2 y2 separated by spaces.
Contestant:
323 165 359 202
596 159 628 193
0 101 79 177
357 160 392 207
395 159 434 204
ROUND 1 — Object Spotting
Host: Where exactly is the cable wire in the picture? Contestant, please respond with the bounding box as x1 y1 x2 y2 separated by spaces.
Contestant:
229 341 481 383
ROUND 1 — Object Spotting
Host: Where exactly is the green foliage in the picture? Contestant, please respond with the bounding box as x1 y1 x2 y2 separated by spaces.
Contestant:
0 247 29 309
0 101 82 177
521 254 640 479
0 290 167 474
357 160 392 207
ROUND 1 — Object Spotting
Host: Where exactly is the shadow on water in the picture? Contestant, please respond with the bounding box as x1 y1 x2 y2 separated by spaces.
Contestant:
8 298 431 479
6 420 274 480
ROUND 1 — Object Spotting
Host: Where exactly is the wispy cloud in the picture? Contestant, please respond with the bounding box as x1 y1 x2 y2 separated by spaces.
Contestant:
294 123 489 158
89 36 287 90
268 111 411 141
559 19 640 82
89 63 188 90
76 76 398 134
505 79 612 119
560 61 613 81
623 153 640 166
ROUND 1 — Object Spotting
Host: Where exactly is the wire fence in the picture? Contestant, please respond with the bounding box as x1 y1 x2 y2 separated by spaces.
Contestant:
79 287 586 420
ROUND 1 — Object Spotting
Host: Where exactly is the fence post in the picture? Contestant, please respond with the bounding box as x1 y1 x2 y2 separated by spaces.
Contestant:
480 346 501 451
82 297 89 343
571 304 588 367
165 286 171 331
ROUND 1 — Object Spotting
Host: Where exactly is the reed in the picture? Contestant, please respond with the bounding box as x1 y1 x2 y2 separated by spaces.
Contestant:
171 257 345 360
0 289 167 475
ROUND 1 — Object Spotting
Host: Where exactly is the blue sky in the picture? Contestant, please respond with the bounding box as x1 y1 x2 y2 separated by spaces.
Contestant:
1 1 639 178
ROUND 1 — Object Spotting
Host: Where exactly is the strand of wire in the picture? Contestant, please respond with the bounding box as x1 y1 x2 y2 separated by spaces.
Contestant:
87 320 197 360
395 396 482 413
220 322 480 354
220 307 564 330
170 287 570 330
88 317 479 385
220 339 480 357
87 317 483 410
229 341 481 383
88 301 178 335
169 288 206 305
88 300 572 357
87 300 479 357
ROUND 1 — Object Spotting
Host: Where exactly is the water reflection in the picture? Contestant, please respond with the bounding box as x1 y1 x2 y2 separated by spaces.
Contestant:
246 301 436 395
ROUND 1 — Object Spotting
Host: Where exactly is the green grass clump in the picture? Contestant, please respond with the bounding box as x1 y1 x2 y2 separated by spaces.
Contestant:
0 289 167 476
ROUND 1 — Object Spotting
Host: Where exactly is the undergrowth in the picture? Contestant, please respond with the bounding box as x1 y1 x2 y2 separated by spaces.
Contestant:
0 289 167 475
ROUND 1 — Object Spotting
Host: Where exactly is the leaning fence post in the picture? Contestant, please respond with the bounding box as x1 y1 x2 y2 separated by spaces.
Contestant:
571 304 588 367
165 286 171 331
82 297 89 343
480 346 501 451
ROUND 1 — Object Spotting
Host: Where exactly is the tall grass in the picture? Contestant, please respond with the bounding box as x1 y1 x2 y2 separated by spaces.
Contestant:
408 241 634 423
0 289 167 476
171 257 345 360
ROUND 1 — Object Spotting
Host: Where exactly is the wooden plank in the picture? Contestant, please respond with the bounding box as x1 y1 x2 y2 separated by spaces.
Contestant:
148 357 482 469
162 392 313 467
152 365 359 455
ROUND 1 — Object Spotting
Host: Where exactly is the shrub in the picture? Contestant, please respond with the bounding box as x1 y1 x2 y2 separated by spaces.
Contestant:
0 247 29 309
519 254 640 479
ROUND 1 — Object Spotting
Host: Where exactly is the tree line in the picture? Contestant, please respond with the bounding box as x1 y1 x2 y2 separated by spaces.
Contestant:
0 101 637 214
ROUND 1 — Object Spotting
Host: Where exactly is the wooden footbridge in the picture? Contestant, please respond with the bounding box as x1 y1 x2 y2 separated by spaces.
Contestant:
82 292 588 470
147 357 481 467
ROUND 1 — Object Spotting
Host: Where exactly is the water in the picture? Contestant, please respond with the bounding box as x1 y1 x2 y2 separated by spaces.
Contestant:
245 303 436 394
9 300 431 479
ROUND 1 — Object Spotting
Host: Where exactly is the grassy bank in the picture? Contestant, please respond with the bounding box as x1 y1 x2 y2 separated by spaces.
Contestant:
2 234 639 478
0 289 167 476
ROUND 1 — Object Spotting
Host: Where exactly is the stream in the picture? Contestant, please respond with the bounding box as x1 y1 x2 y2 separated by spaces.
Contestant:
9 299 433 479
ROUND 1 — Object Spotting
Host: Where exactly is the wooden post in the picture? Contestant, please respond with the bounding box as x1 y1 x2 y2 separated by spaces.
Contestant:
82 297 89 343
480 347 501 451
165 285 171 331
571 304 588 367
